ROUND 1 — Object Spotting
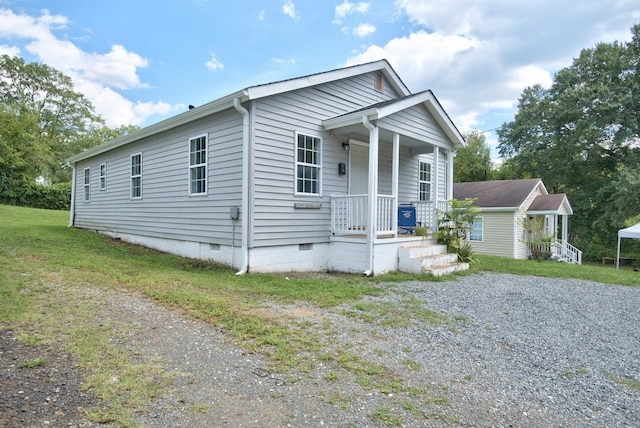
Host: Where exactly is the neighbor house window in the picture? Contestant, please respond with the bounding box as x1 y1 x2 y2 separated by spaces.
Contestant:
418 161 431 201
130 153 142 199
99 163 107 190
296 133 321 195
469 216 483 242
83 167 90 202
189 135 207 195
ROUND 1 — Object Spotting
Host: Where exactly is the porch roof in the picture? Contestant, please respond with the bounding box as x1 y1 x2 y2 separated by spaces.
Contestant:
528 194 573 215
322 90 465 149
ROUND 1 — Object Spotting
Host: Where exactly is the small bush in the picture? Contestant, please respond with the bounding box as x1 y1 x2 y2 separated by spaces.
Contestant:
0 177 70 210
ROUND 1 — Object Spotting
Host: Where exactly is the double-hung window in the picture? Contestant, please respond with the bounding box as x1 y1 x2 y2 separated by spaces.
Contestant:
418 161 432 201
83 167 90 202
189 135 207 195
99 163 107 190
296 133 321 195
130 153 142 199
469 216 483 242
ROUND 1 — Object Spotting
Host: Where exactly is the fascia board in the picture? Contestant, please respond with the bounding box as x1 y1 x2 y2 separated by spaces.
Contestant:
323 109 379 130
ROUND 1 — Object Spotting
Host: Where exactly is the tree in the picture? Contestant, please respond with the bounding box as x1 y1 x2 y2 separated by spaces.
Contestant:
454 130 493 182
0 55 103 184
496 25 640 259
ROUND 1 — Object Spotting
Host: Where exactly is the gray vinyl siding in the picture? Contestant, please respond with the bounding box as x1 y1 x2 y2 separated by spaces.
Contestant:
73 110 244 246
468 211 517 258
378 104 450 149
250 72 400 247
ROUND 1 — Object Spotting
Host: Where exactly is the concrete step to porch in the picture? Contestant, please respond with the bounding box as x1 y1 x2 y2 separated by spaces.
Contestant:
398 243 470 276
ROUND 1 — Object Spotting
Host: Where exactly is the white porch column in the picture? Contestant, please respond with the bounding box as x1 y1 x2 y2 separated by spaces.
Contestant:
392 133 400 238
363 116 379 275
562 214 568 242
432 146 439 234
447 149 454 200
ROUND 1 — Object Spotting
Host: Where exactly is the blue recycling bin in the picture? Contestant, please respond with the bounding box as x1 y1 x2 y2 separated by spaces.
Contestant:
398 205 416 233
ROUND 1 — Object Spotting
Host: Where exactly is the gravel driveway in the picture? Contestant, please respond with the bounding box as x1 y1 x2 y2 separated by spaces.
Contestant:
3 272 639 427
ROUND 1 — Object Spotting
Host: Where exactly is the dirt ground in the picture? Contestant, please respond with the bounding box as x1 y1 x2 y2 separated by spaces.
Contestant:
0 329 99 427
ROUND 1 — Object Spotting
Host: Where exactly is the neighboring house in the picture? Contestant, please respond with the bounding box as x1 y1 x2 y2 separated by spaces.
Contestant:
453 178 582 264
68 60 466 275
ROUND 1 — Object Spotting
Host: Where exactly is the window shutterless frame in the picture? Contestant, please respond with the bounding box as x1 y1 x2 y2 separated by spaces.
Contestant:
189 135 207 196
99 163 107 190
83 167 90 202
130 153 142 199
294 132 322 196
418 160 432 201
469 216 484 242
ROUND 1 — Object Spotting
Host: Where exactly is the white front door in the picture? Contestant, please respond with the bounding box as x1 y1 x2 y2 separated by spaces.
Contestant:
349 141 369 195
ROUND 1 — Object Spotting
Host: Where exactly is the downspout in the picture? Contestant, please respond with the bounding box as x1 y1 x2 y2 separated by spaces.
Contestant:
233 97 250 275
67 162 76 227
362 116 377 276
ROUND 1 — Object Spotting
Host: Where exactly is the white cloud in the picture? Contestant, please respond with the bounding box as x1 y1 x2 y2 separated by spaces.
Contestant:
0 44 20 56
282 0 298 20
353 23 375 37
0 8 176 127
334 0 370 24
272 57 296 65
205 54 224 71
257 10 266 21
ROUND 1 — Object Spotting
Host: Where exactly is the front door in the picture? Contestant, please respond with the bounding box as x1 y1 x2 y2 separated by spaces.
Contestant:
349 141 369 195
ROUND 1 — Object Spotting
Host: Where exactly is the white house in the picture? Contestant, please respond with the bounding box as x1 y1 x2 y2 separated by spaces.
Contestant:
68 60 467 275
453 179 582 264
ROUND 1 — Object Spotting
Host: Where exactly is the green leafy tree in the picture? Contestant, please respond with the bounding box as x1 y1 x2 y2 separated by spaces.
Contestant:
0 54 103 184
454 130 494 182
497 25 640 259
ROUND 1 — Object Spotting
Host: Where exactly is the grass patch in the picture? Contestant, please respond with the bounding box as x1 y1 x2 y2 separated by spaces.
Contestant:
476 255 640 287
19 356 48 368
343 296 448 328
613 376 640 392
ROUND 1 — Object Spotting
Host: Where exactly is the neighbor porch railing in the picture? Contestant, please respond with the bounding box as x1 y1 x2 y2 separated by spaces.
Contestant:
331 196 447 236
532 240 583 264
331 194 395 236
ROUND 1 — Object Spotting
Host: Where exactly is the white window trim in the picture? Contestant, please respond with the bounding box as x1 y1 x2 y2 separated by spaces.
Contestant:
294 132 322 196
469 216 484 242
99 163 107 191
188 134 208 196
130 153 142 200
83 167 90 202
418 160 432 202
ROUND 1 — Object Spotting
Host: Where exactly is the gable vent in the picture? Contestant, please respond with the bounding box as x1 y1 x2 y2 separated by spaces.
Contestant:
375 72 384 92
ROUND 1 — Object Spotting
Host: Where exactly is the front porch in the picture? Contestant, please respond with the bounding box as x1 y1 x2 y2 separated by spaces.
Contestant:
330 195 449 238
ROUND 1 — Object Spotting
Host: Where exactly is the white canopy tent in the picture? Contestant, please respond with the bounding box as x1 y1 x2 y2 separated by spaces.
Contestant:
616 223 640 269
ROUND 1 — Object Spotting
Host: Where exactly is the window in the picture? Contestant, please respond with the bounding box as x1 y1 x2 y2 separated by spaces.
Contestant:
83 167 90 202
189 135 207 195
130 153 142 199
418 161 431 201
296 133 321 195
99 163 107 190
469 216 483 242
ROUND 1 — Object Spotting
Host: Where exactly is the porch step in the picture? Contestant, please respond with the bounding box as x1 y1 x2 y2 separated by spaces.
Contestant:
398 243 470 276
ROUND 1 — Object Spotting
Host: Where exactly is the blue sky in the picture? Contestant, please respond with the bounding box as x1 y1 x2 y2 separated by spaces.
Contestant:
1 1 639 157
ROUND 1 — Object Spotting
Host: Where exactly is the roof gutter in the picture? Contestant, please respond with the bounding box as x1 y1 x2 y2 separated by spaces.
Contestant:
362 115 377 276
233 97 250 275
67 162 76 227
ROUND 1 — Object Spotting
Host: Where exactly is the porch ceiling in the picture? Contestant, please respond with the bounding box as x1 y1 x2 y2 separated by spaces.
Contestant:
328 124 433 151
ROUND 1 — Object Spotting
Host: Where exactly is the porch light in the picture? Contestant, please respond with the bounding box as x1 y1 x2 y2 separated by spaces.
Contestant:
342 142 350 151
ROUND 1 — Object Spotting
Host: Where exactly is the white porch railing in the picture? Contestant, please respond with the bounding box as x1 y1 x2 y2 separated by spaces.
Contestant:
412 200 450 230
532 240 583 264
331 196 450 236
331 194 396 236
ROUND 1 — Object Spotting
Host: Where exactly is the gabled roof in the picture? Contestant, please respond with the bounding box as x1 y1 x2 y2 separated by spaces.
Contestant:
453 179 544 209
68 60 409 163
528 193 573 215
322 90 465 149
